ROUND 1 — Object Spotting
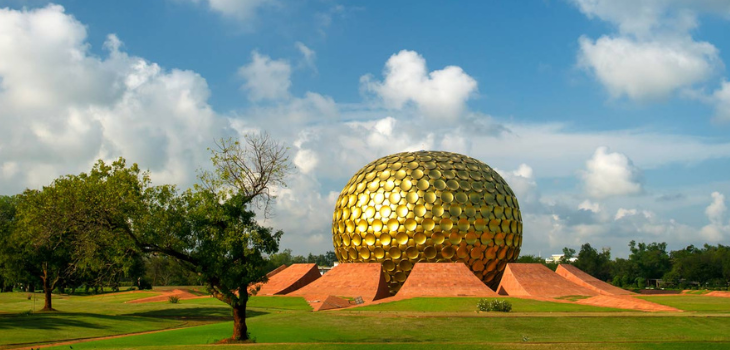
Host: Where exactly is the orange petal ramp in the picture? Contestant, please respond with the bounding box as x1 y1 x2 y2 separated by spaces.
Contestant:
497 263 598 298
257 263 322 296
577 295 680 312
288 263 390 302
556 264 634 296
397 262 498 298
299 294 353 311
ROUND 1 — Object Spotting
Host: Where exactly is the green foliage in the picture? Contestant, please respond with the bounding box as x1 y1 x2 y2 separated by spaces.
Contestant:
562 247 576 263
663 244 730 288
636 277 646 289
573 243 612 282
477 299 512 312
168 295 180 304
265 249 337 272
629 240 671 280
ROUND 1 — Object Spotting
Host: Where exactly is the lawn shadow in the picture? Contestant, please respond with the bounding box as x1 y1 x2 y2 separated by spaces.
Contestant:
124 307 267 320
0 312 132 330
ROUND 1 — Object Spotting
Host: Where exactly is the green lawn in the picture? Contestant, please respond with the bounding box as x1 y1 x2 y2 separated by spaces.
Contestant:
3 292 730 350
348 297 624 313
637 295 730 312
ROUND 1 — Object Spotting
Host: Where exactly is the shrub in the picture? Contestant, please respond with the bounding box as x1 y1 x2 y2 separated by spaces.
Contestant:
636 277 646 289
168 295 180 304
477 299 512 312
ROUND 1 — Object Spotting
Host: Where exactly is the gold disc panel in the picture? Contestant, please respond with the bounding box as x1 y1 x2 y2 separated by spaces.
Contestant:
332 151 523 294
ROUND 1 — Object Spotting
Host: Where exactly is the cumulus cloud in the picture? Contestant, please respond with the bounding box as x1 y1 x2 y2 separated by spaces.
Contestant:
571 0 727 103
578 36 719 101
579 200 601 213
581 147 643 199
238 51 292 101
360 50 478 120
0 5 226 192
700 192 729 242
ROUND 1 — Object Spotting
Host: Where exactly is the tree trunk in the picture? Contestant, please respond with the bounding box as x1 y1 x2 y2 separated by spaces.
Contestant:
232 301 248 340
41 264 54 311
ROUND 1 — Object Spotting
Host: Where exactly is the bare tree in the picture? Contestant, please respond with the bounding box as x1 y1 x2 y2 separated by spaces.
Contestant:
199 132 293 217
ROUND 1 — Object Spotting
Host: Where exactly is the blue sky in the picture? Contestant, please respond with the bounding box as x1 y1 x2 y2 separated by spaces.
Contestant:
2 0 730 257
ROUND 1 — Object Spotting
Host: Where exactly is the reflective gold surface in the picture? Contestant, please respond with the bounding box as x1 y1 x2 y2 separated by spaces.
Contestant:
332 151 523 293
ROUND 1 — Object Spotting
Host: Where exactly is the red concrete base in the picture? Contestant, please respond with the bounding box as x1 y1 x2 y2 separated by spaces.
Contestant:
288 263 390 302
257 263 322 296
497 263 597 298
397 262 498 298
556 264 634 296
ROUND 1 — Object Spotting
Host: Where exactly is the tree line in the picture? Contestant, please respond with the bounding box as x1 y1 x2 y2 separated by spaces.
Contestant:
0 134 291 341
517 241 730 290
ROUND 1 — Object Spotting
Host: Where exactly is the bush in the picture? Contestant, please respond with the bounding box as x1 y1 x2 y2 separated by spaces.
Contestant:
477 299 512 312
168 295 180 304
636 277 646 289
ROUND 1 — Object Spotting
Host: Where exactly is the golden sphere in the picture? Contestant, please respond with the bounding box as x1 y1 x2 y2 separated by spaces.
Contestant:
332 151 523 293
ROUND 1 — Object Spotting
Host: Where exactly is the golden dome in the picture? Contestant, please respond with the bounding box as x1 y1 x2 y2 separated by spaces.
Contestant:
332 151 523 293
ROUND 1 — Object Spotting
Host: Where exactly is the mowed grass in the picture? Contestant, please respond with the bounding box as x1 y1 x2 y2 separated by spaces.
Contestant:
5 292 730 349
0 291 231 348
91 342 730 350
44 312 730 349
348 297 624 313
637 295 730 312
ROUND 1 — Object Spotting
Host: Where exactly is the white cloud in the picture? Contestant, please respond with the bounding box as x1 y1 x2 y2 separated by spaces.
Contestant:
578 36 719 101
0 5 226 192
705 192 726 225
571 0 727 103
570 0 730 38
579 200 601 213
615 208 638 220
713 80 730 122
238 51 292 101
700 192 729 242
295 42 317 73
182 0 275 20
360 50 477 120
581 147 643 199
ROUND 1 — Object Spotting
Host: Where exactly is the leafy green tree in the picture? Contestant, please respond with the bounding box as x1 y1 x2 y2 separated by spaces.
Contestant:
12 161 144 309
629 240 671 280
128 134 292 341
516 254 545 264
573 243 612 281
0 195 20 291
664 244 730 288
561 247 576 263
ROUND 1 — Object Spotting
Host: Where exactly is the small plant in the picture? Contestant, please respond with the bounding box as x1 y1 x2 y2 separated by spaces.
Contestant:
168 295 180 304
477 298 512 312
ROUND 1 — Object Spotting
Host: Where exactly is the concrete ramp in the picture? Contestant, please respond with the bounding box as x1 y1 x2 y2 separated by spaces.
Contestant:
299 294 353 311
288 263 390 302
556 264 633 296
397 263 498 298
257 263 321 296
497 263 597 298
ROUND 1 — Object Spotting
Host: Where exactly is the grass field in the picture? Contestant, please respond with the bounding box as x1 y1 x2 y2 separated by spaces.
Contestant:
2 291 730 350
636 295 730 313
